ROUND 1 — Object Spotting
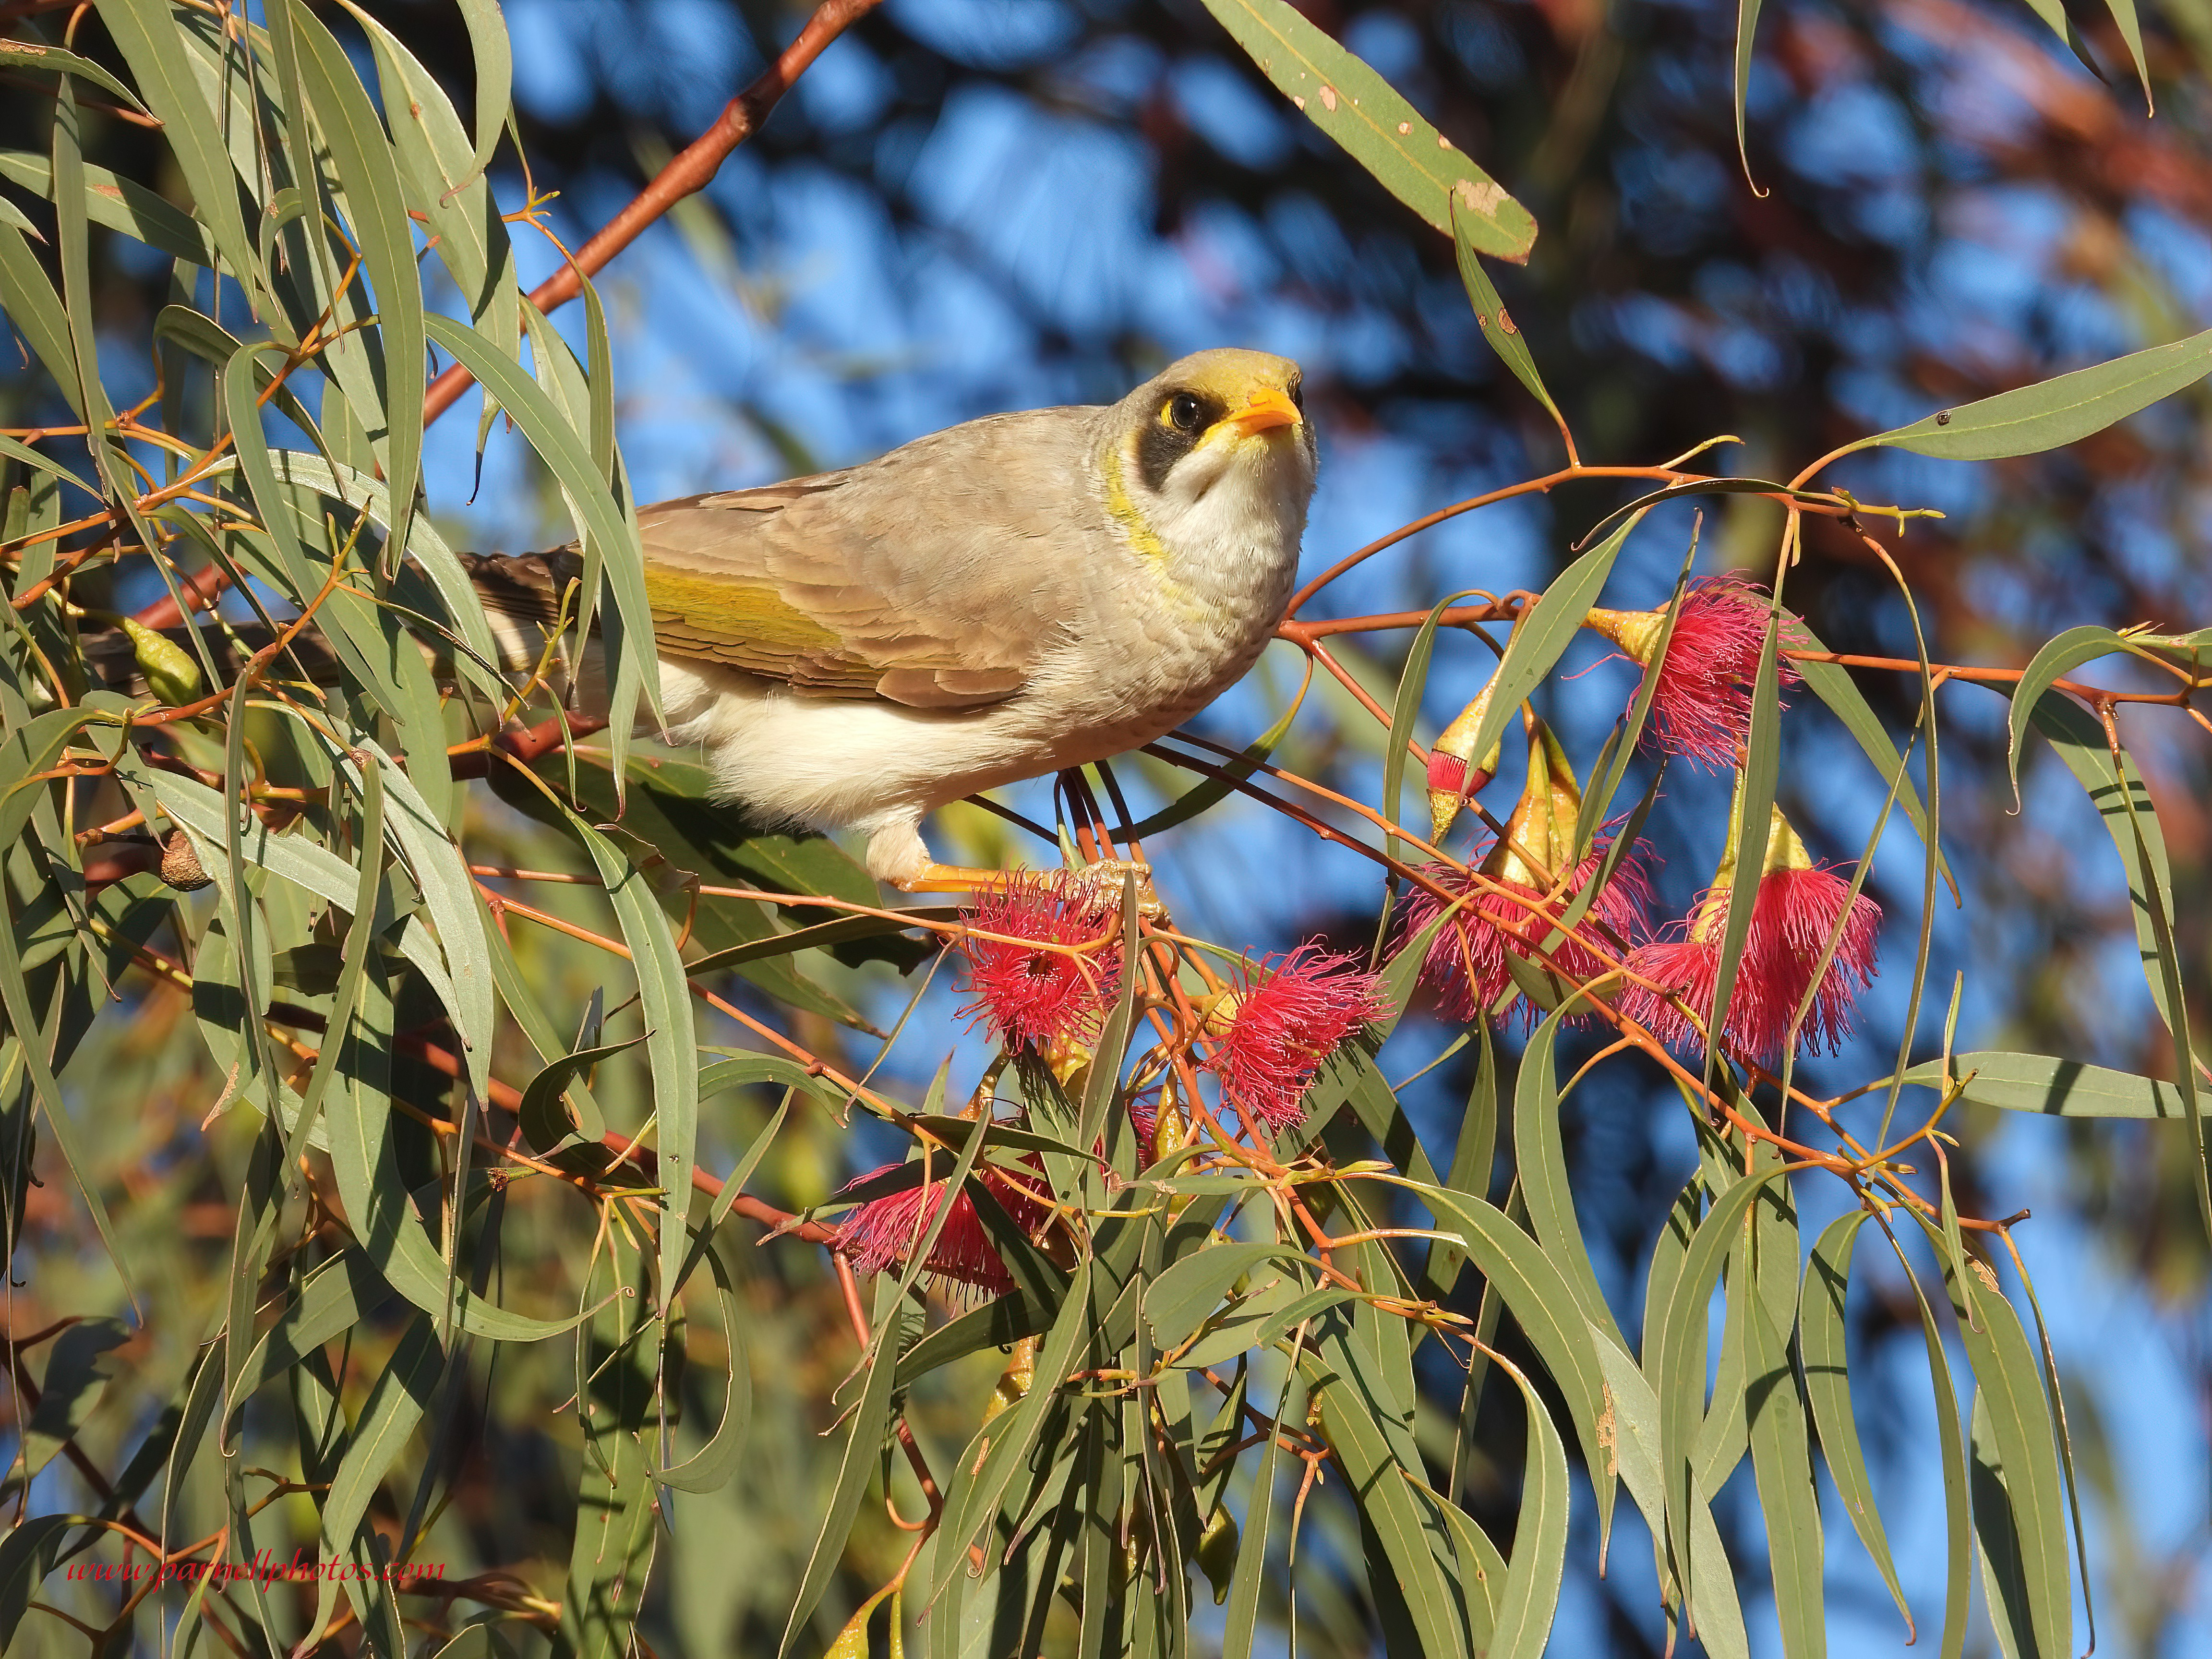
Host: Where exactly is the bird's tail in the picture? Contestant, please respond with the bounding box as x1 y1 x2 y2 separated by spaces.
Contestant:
79 549 596 702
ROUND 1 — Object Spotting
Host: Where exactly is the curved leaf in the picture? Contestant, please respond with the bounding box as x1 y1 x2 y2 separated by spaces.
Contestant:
1859 325 2212 461
1799 1211 1911 1635
1196 0 1536 258
1901 1050 2188 1118
1465 510 1645 771
2005 626 2132 799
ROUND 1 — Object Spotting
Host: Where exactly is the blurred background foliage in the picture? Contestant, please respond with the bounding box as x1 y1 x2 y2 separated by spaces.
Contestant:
3 0 2211 1654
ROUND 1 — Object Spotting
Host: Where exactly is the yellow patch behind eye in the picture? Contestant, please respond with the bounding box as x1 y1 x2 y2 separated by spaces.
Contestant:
1103 438 1172 562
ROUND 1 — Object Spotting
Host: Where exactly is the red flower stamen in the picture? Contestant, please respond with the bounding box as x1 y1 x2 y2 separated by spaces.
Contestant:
833 1158 1051 1297
1399 840 1653 1028
1623 863 1881 1061
1589 577 1805 768
1201 944 1387 1130
957 873 1122 1048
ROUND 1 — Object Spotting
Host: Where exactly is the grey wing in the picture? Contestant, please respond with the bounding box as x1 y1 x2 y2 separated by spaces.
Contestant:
526 408 1108 708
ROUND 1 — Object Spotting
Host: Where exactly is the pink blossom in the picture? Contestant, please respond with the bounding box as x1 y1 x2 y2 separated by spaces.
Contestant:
834 1159 1050 1297
1588 577 1805 767
1623 863 1881 1061
957 873 1122 1048
1398 841 1653 1028
1202 944 1388 1130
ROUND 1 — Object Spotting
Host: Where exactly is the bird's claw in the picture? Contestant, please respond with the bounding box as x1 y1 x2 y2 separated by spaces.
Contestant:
1066 859 1166 922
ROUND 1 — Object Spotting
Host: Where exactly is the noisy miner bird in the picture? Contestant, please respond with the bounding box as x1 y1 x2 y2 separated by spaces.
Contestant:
464 348 1317 897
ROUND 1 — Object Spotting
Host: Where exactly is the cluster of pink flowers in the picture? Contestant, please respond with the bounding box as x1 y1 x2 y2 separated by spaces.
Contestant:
834 576 1882 1298
1200 944 1388 1131
836 882 1389 1291
1406 718 1654 1026
1584 575 1806 769
832 1157 1050 1298
1621 807 1882 1061
1401 842 1653 1027
956 873 1121 1049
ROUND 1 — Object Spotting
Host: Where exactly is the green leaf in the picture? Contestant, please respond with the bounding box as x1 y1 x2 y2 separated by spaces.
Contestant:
352 739 493 1094
21 1316 131 1479
1856 325 2212 460
0 1515 84 1649
1651 1165 1792 1633
1511 1000 1623 1550
0 148 216 267
307 1311 442 1642
424 313 662 727
1318 1042 1444 1187
1900 1050 2189 1118
1406 1475 1504 1656
2014 690 2181 1031
558 1237 660 1659
54 73 127 509
2005 627 2135 801
236 1248 394 1394
1195 0 1536 258
140 766 460 1038
1745 1294 1823 1659
1923 1230 2071 1659
323 960 581 1342
1077 880 1142 1148
1392 1183 1615 1500
1220 1370 1308 1659
1799 1211 1912 1636
1417 1022 1495 1300
686 909 945 976
1791 623 1954 900
894 1290 1058 1389
517 1035 639 1154
1706 610 1782 1076
0 35 151 110
658 1218 753 1493
289 0 425 559
1478 1350 1571 1659
98 0 264 300
1175 1280 1353 1372
928 1260 1101 1609
1301 1337 1472 1659
1466 510 1644 770
451 0 515 184
780 1274 905 1656
1515 1003 1620 1349
1587 1332 1753 1659
1733 0 1764 185
1125 681 1305 840
1452 208 1564 433
1383 589 1477 865
0 217 86 424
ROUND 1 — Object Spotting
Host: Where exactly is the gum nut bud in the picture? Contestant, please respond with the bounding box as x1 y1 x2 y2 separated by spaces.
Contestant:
1195 988 1241 1037
1198 1505 1240 1604
1427 683 1505 834
1153 1080 1191 1157
159 828 211 891
983 1335 1040 1425
1427 751 1491 842
121 617 205 708
1583 604 1668 663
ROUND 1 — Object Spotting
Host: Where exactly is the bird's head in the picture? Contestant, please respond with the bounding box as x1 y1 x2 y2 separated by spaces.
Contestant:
1100 349 1318 570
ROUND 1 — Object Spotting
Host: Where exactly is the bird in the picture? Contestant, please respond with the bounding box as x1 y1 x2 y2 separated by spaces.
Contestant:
465 348 1320 899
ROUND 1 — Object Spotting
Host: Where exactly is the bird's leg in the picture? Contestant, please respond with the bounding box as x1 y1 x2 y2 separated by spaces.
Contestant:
892 861 1166 920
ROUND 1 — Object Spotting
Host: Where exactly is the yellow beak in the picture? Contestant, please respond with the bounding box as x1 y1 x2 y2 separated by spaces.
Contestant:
1223 387 1302 436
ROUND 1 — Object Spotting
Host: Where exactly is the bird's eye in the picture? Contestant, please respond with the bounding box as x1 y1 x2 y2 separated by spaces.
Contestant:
1288 379 1304 411
1166 393 1204 433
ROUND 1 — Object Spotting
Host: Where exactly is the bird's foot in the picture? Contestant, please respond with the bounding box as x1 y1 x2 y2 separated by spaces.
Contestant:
892 860 1165 921
1062 859 1163 920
